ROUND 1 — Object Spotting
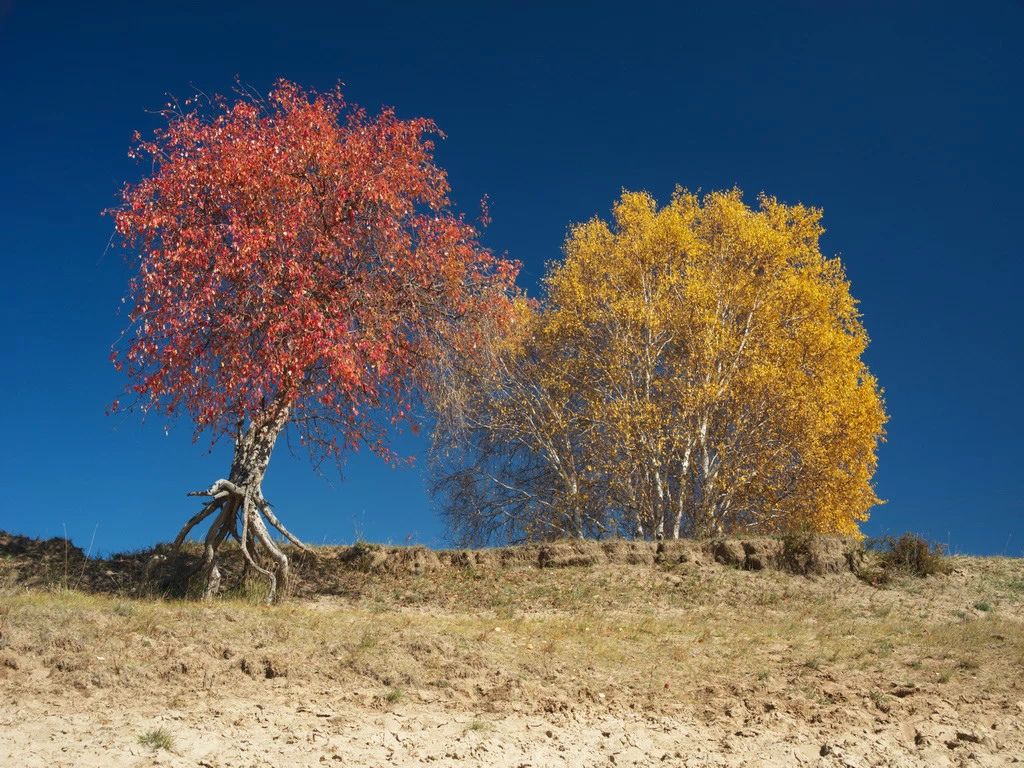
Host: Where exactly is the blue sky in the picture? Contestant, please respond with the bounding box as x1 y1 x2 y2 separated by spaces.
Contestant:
1 1 1021 555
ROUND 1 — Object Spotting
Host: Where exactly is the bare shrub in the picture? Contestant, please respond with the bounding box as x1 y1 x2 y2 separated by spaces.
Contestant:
864 533 950 584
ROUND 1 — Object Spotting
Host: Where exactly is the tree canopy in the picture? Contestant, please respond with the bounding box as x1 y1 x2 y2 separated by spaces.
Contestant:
112 80 516 457
433 189 887 543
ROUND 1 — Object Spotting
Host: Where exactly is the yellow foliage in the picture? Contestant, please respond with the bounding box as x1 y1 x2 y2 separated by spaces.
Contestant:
432 188 887 541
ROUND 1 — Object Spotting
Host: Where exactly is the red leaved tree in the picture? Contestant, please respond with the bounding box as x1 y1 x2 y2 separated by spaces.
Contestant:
110 80 517 601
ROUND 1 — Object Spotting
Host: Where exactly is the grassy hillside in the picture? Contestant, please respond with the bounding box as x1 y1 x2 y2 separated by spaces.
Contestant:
0 533 1021 767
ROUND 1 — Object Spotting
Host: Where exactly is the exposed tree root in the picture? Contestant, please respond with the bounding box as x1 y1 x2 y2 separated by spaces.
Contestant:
167 478 309 603
146 398 309 603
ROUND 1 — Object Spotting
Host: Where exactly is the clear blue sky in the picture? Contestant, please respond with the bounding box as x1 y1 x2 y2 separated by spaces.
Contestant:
1 1 1021 556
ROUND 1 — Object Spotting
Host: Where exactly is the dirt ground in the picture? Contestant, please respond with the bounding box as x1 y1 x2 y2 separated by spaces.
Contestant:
0 534 1022 767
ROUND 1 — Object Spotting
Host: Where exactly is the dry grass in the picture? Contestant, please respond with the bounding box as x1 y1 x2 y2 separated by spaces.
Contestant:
0 541 1022 766
1 555 1021 716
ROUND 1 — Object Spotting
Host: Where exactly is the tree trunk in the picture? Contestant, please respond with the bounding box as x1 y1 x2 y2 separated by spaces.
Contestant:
670 444 693 539
165 395 308 603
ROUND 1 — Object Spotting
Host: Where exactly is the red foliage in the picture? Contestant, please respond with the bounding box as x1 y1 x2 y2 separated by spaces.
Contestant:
110 80 517 460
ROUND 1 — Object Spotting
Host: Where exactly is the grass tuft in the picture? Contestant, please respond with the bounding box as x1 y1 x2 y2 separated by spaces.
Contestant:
138 727 174 751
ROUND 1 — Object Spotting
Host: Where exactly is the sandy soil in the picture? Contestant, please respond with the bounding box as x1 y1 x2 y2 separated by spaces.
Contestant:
5 685 1023 767
1 536 1022 767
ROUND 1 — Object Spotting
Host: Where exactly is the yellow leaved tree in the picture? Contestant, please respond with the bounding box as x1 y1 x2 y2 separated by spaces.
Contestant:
431 189 887 543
